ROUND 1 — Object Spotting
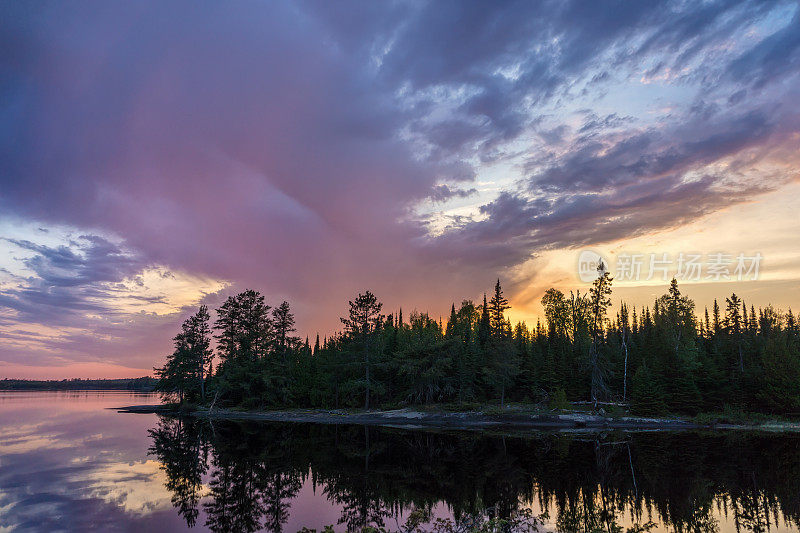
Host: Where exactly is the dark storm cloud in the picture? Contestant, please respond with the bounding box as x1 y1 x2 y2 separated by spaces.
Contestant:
445 99 800 266
0 0 445 320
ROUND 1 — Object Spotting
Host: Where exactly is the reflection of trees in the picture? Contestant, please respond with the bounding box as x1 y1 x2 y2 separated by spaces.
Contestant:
320 426 395 529
204 446 267 533
203 424 303 533
147 417 303 532
147 417 208 527
263 471 302 532
148 419 800 533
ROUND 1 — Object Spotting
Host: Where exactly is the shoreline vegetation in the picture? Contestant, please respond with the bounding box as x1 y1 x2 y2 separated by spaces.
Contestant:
151 269 800 425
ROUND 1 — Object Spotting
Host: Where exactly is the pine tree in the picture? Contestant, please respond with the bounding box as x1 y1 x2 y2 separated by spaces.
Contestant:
273 301 297 363
213 290 274 407
655 280 702 413
446 303 457 337
341 291 384 409
155 306 213 404
215 290 273 364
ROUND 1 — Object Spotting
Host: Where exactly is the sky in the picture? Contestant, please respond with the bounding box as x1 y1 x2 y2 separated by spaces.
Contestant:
1 0 799 378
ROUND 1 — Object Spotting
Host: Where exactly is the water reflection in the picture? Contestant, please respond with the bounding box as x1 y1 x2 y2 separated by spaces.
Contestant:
1 393 798 533
148 417 800 533
0 391 185 531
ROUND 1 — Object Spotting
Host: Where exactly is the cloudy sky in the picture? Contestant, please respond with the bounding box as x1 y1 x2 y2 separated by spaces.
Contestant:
2 0 799 378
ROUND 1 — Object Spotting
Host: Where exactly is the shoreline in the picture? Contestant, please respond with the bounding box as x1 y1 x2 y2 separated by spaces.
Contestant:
114 405 800 432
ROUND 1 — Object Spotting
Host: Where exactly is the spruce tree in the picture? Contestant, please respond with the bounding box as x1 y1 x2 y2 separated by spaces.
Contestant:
489 279 511 335
588 263 613 403
483 281 518 408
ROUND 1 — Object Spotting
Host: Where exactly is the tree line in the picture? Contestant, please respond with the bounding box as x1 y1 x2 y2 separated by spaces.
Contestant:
0 377 156 391
155 270 800 415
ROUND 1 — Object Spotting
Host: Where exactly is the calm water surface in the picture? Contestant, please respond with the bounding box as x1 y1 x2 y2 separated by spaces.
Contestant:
1 391 799 532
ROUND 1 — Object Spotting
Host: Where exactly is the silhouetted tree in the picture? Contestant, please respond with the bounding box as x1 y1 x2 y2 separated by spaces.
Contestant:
213 290 274 407
483 279 518 408
341 291 384 409
588 263 612 403
155 306 213 403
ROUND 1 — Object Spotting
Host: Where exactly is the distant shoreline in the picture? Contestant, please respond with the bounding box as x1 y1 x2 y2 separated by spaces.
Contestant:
0 378 157 391
115 405 800 432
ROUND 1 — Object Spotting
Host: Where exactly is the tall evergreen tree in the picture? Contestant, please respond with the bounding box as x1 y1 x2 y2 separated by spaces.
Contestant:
155 306 213 404
483 280 518 408
588 263 613 403
271 301 298 405
213 290 274 407
272 301 297 362
340 291 384 409
489 279 511 336
478 294 490 349
655 279 702 413
726 293 744 373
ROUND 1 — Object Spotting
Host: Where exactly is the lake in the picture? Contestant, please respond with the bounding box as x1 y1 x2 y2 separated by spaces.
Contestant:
1 391 799 532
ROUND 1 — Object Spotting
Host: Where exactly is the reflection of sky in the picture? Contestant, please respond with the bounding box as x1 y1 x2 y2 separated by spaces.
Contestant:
0 392 188 532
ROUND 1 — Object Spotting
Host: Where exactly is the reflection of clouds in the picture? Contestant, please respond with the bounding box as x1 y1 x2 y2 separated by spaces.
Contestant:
0 419 106 455
0 433 61 455
0 418 72 455
70 459 174 516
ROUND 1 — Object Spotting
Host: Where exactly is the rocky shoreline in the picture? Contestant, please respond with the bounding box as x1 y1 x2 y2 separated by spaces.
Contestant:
115 405 800 432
